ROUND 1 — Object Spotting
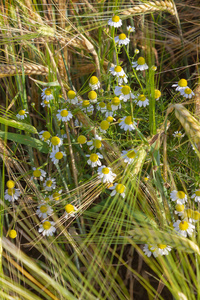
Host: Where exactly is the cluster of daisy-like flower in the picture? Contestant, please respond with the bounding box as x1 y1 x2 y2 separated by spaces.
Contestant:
172 78 195 99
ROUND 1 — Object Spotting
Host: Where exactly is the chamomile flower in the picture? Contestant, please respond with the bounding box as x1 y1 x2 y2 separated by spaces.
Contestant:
180 87 195 99
65 204 78 218
77 135 87 145
41 99 50 108
106 116 116 123
108 15 122 28
36 203 53 219
52 190 62 201
109 183 126 198
89 76 100 90
8 229 17 239
173 131 185 138
67 90 78 105
191 189 200 203
31 167 46 181
38 220 56 237
4 188 21 202
86 152 103 168
111 97 121 111
60 129 67 139
151 65 157 71
41 88 54 101
56 109 73 122
88 91 97 103
173 219 195 237
172 79 188 92
114 33 130 46
119 116 137 132
50 136 63 149
170 190 187 205
99 120 110 133
114 85 135 102
118 74 128 85
144 175 150 182
189 210 200 223
39 131 51 144
97 101 107 113
43 177 56 191
174 204 185 217
135 94 149 107
97 165 116 184
134 49 139 54
105 103 115 118
16 109 28 120
152 244 172 256
50 148 66 165
87 135 103 150
79 100 94 114
127 25 135 33
109 65 125 78
132 57 148 71
154 89 161 100
121 149 137 164
143 244 156 257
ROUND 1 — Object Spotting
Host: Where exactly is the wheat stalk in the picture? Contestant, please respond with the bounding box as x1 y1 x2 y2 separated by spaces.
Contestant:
0 64 49 78
122 0 175 16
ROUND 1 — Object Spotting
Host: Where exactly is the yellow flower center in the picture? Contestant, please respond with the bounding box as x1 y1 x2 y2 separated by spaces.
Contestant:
102 167 110 174
7 180 15 189
55 152 63 160
60 110 69 117
18 110 25 116
82 100 90 107
184 88 192 95
42 131 51 141
94 139 101 148
155 89 161 99
144 177 149 182
77 135 86 144
111 97 120 106
115 184 125 194
53 192 60 201
46 180 52 187
60 129 65 135
90 153 98 162
119 33 126 40
65 204 75 213
157 244 167 249
33 169 41 177
121 86 131 95
9 229 17 239
124 116 133 125
40 205 48 213
178 79 187 87
90 76 98 85
195 190 200 196
179 221 189 231
7 188 15 196
44 100 49 105
127 150 136 159
175 204 185 212
42 221 51 230
106 103 112 111
107 116 114 122
193 211 200 221
114 66 122 73
138 94 146 102
99 102 106 108
176 133 182 137
137 57 145 65
88 91 97 100
100 120 109 130
176 191 185 199
44 88 51 96
67 90 76 99
51 136 61 146
112 16 120 22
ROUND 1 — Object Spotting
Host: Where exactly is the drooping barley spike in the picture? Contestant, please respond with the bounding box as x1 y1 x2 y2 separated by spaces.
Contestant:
122 1 175 16
0 64 49 78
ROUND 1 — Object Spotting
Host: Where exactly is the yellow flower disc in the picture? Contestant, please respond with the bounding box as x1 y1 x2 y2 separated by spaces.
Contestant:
114 66 122 73
175 204 184 212
60 129 65 135
77 135 86 144
102 167 110 174
100 120 109 130
112 16 120 22
7 189 15 196
43 221 51 230
6 180 15 189
137 57 145 65
179 221 189 231
90 153 98 162
193 211 200 221
94 139 101 148
99 102 106 108
115 184 125 194
124 116 133 125
82 100 90 107
121 86 130 95
107 116 114 123
65 204 75 213
127 150 136 159
51 136 60 146
184 88 192 95
178 79 187 87
40 205 48 213
44 100 49 105
46 180 52 187
111 97 120 106
42 131 51 140
53 192 60 201
33 169 41 177
55 152 63 160
18 110 25 116
60 110 68 117
155 89 161 99
90 76 98 85
106 103 112 111
88 91 97 100
157 244 167 249
138 94 146 102
44 88 51 96
119 33 126 40
176 191 185 199
195 190 200 196
68 90 76 99
9 229 17 239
